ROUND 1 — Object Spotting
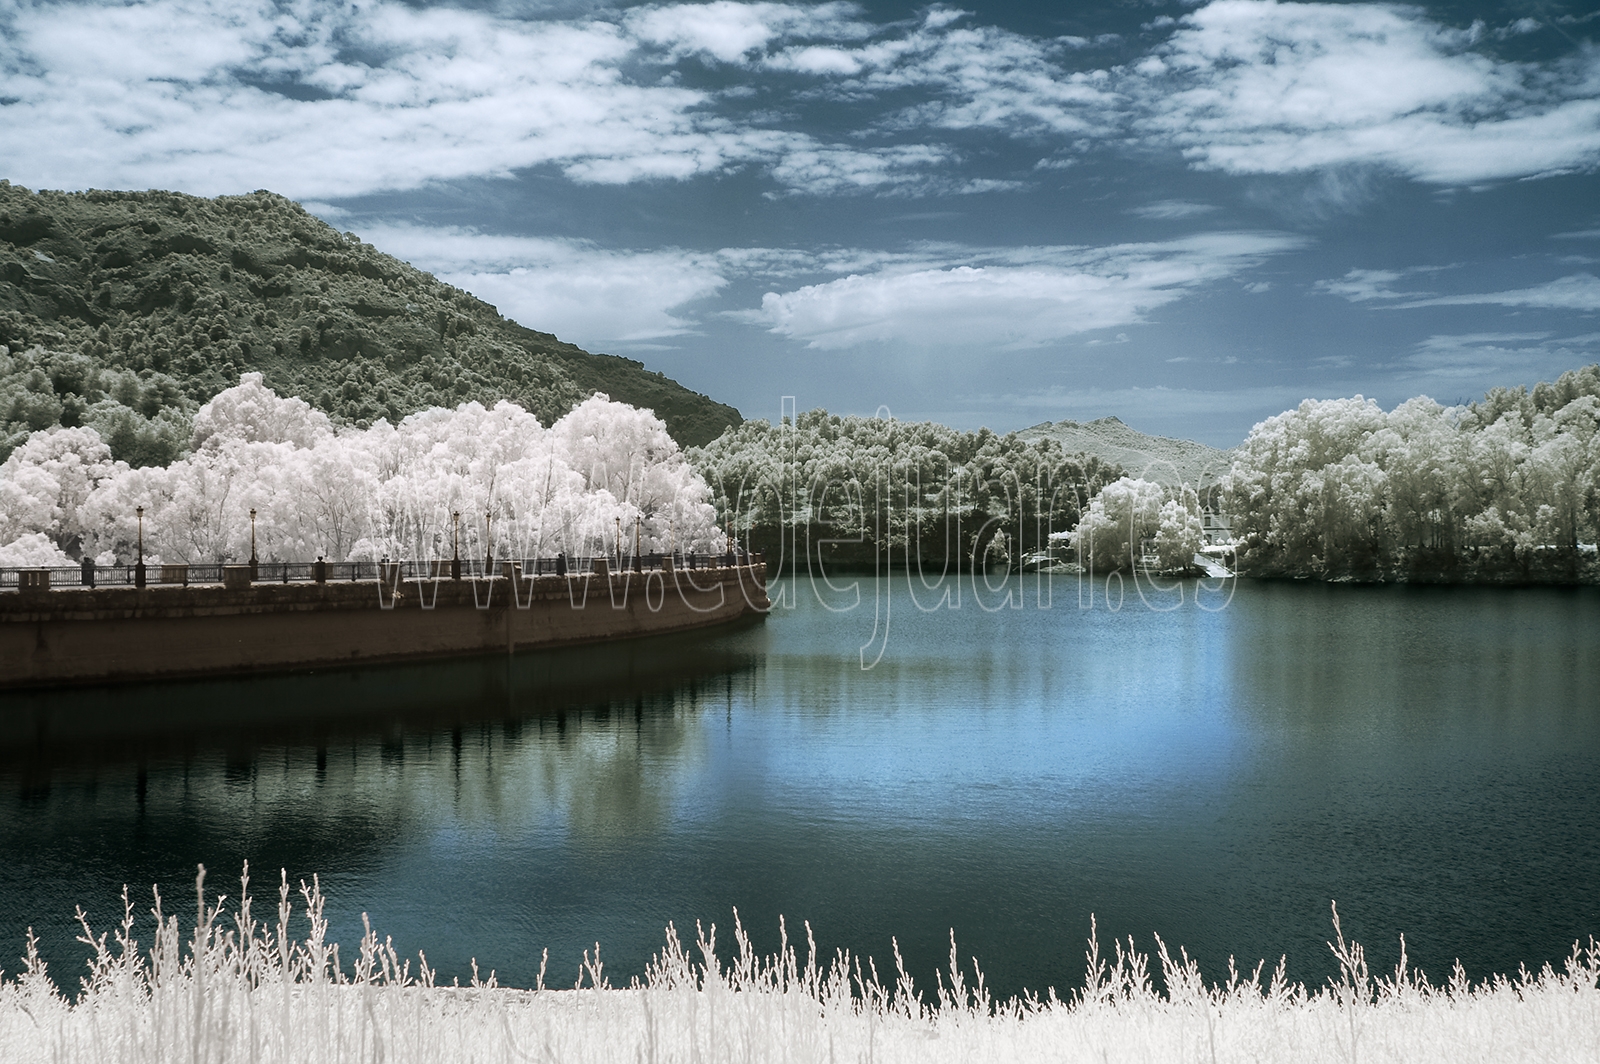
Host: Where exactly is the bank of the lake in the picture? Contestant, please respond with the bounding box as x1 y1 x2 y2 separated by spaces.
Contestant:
0 559 769 690
0 575 1595 1004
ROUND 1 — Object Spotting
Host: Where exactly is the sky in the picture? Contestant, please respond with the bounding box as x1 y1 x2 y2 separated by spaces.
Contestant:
2 0 1598 445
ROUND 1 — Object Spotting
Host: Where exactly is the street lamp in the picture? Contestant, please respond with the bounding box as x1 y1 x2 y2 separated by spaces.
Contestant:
134 505 146 588
249 508 258 582
485 510 493 574
452 510 461 581
634 515 642 572
615 515 622 566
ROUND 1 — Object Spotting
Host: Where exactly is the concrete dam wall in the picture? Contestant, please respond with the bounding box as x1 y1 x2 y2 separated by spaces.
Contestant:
0 561 769 689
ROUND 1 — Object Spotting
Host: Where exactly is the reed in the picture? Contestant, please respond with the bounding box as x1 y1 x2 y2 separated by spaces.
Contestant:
2 865 1595 1063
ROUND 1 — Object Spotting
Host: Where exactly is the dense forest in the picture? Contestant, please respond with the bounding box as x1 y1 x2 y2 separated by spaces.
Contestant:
1224 364 1600 583
0 182 739 465
689 411 1124 573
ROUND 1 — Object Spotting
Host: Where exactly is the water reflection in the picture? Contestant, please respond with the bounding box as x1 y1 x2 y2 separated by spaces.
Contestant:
0 578 1595 1004
0 618 766 766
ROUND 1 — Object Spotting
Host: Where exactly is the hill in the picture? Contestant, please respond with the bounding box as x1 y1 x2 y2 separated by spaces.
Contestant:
1016 416 1234 487
0 182 739 464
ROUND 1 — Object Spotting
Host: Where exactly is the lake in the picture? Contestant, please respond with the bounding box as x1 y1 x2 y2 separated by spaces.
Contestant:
1 572 1597 1001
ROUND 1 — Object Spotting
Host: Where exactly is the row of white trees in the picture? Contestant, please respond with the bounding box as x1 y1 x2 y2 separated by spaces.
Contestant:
0 374 721 568
1223 365 1600 579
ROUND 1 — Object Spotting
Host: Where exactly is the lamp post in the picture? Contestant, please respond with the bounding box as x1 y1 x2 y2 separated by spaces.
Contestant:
134 505 146 588
452 510 461 581
485 510 493 575
634 515 642 572
615 516 622 567
249 508 258 582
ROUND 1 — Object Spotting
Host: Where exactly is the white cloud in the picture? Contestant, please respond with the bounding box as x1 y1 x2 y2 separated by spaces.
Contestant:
0 0 959 199
625 1 870 64
2 0 1591 203
746 233 1305 349
850 20 1118 139
360 226 730 346
765 142 958 196
1314 268 1432 302
1129 200 1219 220
351 225 1304 353
1125 0 1600 184
1398 330 1600 386
1315 268 1600 312
1391 274 1600 311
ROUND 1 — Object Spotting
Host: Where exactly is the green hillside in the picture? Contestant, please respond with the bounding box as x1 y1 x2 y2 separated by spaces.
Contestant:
0 182 740 463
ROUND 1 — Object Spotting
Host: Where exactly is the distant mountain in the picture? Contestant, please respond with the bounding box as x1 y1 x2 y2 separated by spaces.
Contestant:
0 182 739 464
1016 416 1235 487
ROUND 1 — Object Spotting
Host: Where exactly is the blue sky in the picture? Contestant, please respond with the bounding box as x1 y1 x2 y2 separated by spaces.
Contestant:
3 0 1598 444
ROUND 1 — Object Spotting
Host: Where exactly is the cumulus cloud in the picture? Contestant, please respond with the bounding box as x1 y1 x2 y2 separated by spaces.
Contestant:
0 0 1594 200
360 226 731 346
0 0 958 198
745 233 1306 349
1123 0 1600 184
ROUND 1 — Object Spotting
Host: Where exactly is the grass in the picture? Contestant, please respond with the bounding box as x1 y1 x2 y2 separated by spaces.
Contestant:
2 865 1596 1063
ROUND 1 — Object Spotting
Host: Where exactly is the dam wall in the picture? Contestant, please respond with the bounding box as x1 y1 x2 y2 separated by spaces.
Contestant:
0 562 769 690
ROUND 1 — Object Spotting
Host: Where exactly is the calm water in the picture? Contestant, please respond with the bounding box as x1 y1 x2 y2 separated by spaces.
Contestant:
1 575 1597 1000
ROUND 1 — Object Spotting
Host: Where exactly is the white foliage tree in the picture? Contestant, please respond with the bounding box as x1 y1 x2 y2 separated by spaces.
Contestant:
5 376 721 568
1068 477 1200 572
190 372 332 450
0 426 125 558
1224 365 1600 579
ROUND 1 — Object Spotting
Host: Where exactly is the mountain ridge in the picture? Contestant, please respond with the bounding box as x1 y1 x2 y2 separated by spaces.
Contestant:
1016 415 1236 487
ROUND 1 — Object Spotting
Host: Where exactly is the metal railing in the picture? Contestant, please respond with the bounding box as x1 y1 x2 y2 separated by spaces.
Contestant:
0 552 761 593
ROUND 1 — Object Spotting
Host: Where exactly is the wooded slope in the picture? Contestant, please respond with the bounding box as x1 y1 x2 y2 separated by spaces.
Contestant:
0 182 739 463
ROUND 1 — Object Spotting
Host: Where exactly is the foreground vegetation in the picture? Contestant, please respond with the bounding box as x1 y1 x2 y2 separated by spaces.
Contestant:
0 182 738 462
3 868 1594 1064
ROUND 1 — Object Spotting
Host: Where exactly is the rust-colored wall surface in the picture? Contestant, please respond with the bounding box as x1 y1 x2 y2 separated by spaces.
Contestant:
0 564 769 689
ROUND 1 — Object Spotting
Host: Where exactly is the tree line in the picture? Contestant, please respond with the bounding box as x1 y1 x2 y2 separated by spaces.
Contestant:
689 411 1125 573
1223 365 1600 583
0 374 718 569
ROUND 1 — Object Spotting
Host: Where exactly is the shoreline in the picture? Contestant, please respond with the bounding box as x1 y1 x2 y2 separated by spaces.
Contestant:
0 560 769 690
